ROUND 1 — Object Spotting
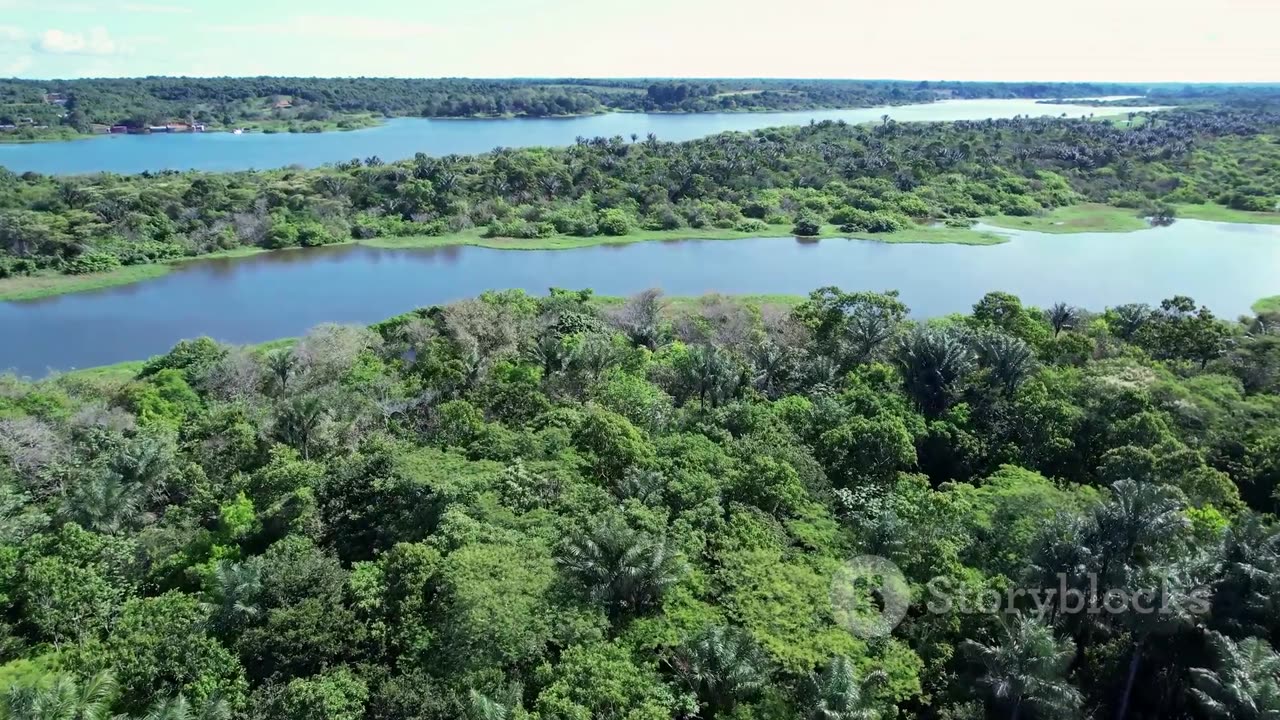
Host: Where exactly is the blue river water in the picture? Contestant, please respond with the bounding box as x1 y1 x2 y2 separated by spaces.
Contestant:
0 99 1162 175
3 219 1277 376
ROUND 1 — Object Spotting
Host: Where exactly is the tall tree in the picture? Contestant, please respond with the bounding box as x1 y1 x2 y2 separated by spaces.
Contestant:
961 618 1082 720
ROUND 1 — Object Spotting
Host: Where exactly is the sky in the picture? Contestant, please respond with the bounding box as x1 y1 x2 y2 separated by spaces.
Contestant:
0 0 1276 82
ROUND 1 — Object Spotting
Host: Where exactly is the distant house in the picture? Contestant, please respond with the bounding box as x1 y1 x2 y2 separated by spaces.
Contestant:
148 125 170 133
17 118 34 125
166 122 192 132
89 123 110 134
273 98 293 109
109 125 129 134
192 123 207 132
0 124 16 131
44 93 68 105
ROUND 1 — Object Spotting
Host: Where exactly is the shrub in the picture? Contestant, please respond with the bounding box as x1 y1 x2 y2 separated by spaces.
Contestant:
740 200 774 219
735 218 768 233
296 220 340 247
1109 190 1151 209
598 209 632 236
484 219 555 239
644 206 683 231
833 207 909 233
264 219 301 249
792 212 822 237
998 195 1043 216
62 251 121 275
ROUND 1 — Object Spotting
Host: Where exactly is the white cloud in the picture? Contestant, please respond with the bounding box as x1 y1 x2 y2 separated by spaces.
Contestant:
121 2 193 13
34 26 119 55
208 15 438 40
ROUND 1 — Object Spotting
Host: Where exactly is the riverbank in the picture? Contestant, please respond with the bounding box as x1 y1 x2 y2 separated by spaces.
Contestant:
59 292 808 383
0 223 1003 302
6 202 1277 303
1175 203 1280 225
0 127 86 144
0 246 268 302
981 204 1150 233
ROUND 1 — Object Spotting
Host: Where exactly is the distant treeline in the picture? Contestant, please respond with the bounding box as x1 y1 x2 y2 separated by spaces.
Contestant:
0 77 1172 132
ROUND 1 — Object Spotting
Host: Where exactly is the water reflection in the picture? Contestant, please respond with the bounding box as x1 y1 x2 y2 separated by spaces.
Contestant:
4 219 1277 376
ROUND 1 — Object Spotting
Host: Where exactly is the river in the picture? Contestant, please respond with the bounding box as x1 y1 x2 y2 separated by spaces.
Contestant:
0 99 1163 175
3 219 1277 376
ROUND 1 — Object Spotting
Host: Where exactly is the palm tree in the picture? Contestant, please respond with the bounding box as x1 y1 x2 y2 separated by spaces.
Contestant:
559 520 684 621
1 670 116 720
669 626 769 719
264 349 297 395
1045 303 1079 337
202 558 263 637
1113 560 1211 720
1090 479 1189 581
1109 304 1151 341
568 334 620 384
527 333 569 377
678 344 739 410
976 332 1038 396
751 342 794 399
1210 513 1280 637
467 683 524 720
134 694 230 720
1190 631 1280 719
62 469 146 534
961 618 1082 720
274 394 327 460
894 327 975 416
803 656 886 720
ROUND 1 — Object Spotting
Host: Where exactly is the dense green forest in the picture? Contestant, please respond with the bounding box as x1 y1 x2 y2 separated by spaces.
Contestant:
2 106 1278 282
0 77 1158 138
1 281 1280 719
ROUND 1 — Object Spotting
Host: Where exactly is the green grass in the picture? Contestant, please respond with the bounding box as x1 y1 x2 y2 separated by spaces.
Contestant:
245 113 384 134
60 360 146 384
365 222 1006 251
983 204 1150 233
1174 203 1280 225
0 246 268 302
1253 296 1280 314
0 127 90 144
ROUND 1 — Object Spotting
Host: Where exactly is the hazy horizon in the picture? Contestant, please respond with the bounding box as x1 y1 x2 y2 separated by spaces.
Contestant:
0 0 1276 83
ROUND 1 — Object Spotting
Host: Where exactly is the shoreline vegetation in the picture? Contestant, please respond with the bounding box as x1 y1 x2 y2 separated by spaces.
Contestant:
5 202 1280 302
4 107 1279 302
62 292 812 381
2 76 1167 144
0 222 1005 301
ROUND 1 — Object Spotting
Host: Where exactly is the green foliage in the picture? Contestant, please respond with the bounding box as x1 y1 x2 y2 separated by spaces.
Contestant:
0 281 1276 718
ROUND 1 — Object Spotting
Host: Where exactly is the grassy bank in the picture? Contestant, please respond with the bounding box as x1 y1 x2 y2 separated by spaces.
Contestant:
0 127 90 144
0 219 1053 303
247 113 384 134
1174 203 1280 225
0 246 268 302
365 222 1006 251
982 204 1150 233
